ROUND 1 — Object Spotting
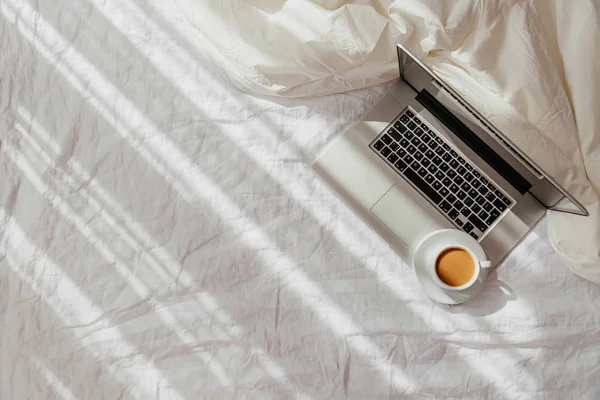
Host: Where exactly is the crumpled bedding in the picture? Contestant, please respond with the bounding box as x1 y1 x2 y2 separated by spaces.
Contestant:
175 0 600 284
1 0 600 399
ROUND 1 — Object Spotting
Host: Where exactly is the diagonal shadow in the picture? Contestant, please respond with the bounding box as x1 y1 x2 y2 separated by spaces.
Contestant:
0 1 432 396
16 0 540 394
83 1 600 398
0 0 556 397
0 212 181 400
9 105 309 399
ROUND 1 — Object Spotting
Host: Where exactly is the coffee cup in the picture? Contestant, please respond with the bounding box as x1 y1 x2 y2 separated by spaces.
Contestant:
428 244 492 291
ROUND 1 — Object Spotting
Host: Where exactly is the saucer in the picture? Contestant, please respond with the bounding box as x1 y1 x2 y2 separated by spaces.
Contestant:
412 229 488 305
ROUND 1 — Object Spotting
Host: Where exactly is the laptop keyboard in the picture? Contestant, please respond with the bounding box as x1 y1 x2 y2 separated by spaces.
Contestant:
371 108 513 240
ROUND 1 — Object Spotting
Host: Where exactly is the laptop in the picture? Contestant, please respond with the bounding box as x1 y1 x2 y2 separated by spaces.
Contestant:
312 45 588 267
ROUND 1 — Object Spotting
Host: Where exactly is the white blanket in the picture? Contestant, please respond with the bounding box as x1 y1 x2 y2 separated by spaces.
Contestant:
175 0 600 283
2 0 600 398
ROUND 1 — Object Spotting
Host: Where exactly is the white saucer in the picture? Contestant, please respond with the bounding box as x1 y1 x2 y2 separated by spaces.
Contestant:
412 229 488 305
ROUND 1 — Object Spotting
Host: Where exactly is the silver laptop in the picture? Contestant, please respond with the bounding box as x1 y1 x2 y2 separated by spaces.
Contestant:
312 45 588 266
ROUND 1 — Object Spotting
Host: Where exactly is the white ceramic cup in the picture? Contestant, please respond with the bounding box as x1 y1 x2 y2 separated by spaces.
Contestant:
428 244 492 291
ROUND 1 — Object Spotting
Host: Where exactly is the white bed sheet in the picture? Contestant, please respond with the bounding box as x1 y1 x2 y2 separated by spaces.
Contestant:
1 0 600 399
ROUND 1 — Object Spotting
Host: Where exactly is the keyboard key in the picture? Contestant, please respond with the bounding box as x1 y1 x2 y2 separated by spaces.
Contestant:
388 153 399 163
463 222 474 233
442 153 452 162
425 150 435 159
394 159 407 171
415 128 424 137
502 197 511 206
429 141 438 150
381 134 392 145
443 143 451 151
424 174 435 184
435 136 443 144
476 195 486 204
468 188 478 198
465 164 473 171
460 182 470 192
450 149 458 158
405 155 414 164
494 199 508 212
470 232 479 240
400 115 410 124
421 158 431 168
468 214 488 231
408 145 416 153
420 121 427 129
440 187 449 197
483 202 493 212
465 172 474 182
374 140 384 150
464 197 474 207
471 180 481 188
447 169 457 179
403 168 442 205
418 143 428 153
393 122 406 134
400 138 410 147
447 194 457 204
411 161 420 170
422 135 431 144
408 121 417 130
442 177 452 186
449 184 459 193
439 200 452 213
472 204 482 214
405 130 414 139
414 152 423 161
448 208 459 219
473 170 481 178
390 142 400 151
427 164 437 174
478 186 488 195
461 207 471 217
439 163 449 172
397 148 406 158
480 177 488 185
418 167 427 176
435 171 445 180
435 146 445 155
478 210 489 221
453 176 464 185
490 209 500 219
457 190 467 200
495 189 503 198
449 159 459 169
411 137 420 146
381 147 391 157
456 219 464 227
406 110 414 118
457 157 466 165
455 200 464 210
457 166 466 175
486 215 497 225
432 180 442 190
485 192 495 202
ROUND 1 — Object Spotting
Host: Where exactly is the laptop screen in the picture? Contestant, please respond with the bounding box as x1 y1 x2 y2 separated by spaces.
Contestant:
396 45 588 216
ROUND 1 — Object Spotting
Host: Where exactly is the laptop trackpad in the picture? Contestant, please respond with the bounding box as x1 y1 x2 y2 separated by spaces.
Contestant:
370 184 433 247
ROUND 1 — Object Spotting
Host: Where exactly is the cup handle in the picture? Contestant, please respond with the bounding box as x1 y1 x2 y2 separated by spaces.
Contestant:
479 260 493 269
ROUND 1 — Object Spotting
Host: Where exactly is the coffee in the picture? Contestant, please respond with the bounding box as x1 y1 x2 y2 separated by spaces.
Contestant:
435 248 475 287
